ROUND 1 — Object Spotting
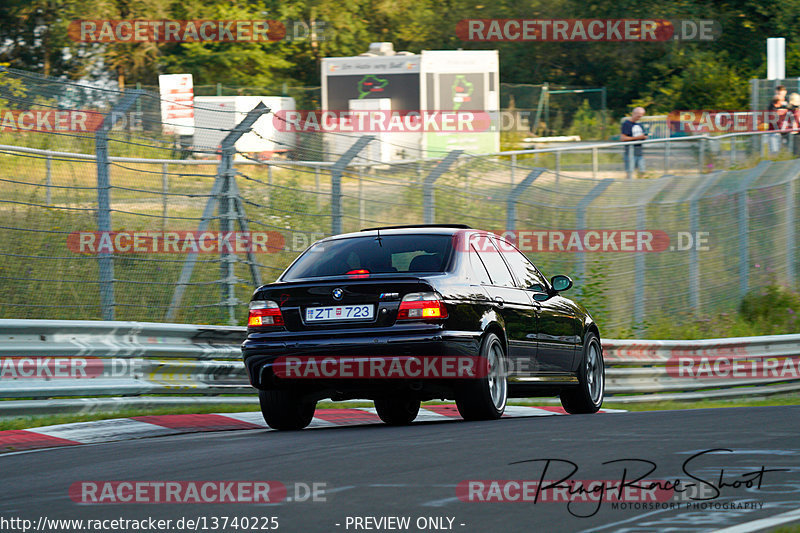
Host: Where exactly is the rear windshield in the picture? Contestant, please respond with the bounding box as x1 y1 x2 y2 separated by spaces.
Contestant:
282 234 454 280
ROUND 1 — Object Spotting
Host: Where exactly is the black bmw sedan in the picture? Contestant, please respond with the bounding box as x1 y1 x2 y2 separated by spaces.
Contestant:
242 225 604 430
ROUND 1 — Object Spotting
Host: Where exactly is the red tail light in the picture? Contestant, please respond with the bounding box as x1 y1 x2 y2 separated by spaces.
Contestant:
248 300 284 327
347 269 370 279
397 292 448 320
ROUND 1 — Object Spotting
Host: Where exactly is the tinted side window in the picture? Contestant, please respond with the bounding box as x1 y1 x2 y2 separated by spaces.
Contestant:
495 239 547 290
472 236 515 287
469 244 492 284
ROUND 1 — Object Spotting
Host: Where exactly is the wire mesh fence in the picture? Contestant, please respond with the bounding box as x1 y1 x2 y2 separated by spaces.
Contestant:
1 67 798 336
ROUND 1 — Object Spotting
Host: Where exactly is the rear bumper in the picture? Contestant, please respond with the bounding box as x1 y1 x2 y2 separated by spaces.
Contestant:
241 327 479 392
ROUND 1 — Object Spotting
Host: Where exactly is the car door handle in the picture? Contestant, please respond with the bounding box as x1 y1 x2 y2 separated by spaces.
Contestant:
493 297 504 307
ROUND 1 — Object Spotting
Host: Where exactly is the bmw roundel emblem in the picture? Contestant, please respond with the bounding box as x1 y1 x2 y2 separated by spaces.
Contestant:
332 288 344 301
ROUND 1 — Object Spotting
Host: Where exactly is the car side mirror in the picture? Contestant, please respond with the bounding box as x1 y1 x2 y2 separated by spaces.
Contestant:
551 275 573 292
532 292 550 302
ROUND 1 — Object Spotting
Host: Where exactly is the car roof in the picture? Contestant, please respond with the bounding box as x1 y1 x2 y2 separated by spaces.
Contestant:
320 225 491 242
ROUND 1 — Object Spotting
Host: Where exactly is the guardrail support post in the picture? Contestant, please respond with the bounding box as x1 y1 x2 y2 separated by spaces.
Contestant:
423 150 463 224
167 103 270 324
506 168 545 231
592 147 598 178
575 179 614 282
95 89 143 321
331 136 373 234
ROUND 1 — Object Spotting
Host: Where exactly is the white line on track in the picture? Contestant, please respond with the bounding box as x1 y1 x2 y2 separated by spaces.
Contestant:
711 506 800 533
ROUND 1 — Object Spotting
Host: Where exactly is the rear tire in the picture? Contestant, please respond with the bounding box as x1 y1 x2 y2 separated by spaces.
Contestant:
374 396 420 425
456 333 507 420
560 332 604 414
259 389 316 430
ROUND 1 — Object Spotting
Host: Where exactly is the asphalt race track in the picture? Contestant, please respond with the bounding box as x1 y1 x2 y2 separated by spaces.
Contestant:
1 406 799 533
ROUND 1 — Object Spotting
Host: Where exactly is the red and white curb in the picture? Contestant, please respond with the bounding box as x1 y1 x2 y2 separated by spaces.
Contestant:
0 405 624 453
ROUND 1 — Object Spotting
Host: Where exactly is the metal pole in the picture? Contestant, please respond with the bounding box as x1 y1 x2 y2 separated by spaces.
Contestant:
634 178 672 328
686 172 726 311
45 155 52 206
555 151 561 182
626 144 633 179
94 89 143 321
664 129 671 174
423 150 463 224
575 180 614 281
699 137 705 174
267 163 273 203
315 165 321 209
506 168 545 231
358 166 365 227
510 153 516 187
167 102 270 322
592 147 598 179
161 163 168 232
750 79 760 155
731 163 771 297
219 156 236 325
601 87 607 141
331 136 374 234
788 177 797 289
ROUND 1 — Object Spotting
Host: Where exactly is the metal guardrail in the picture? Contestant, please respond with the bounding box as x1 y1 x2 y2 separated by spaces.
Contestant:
0 320 798 415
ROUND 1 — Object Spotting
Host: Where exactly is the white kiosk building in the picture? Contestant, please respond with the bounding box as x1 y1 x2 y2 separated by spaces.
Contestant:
321 43 500 162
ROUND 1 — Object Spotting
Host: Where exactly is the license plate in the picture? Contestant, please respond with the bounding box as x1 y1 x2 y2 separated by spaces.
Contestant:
305 304 374 322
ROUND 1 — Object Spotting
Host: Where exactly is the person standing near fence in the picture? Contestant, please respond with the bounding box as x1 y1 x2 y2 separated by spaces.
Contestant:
783 93 800 155
768 96 787 153
621 106 648 178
